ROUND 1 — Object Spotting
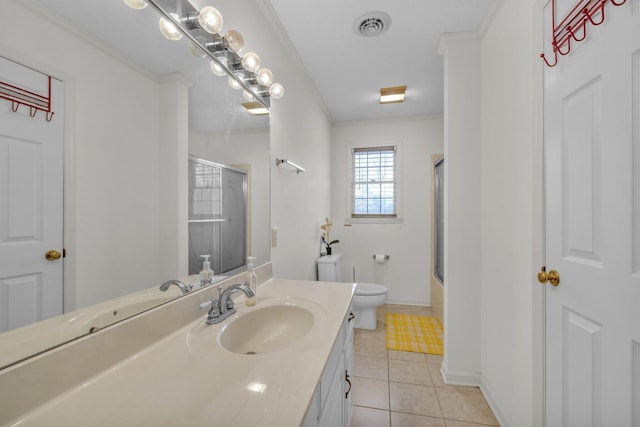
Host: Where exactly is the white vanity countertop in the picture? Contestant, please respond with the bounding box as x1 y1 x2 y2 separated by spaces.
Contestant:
6 278 355 427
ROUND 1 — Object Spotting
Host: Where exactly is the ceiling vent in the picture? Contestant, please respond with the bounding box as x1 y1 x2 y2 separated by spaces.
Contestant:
353 12 391 37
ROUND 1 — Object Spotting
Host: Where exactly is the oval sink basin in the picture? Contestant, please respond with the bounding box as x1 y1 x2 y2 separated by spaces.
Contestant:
218 305 314 355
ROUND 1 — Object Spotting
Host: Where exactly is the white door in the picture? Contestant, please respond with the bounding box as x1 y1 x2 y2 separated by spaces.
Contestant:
0 57 64 333
544 3 640 425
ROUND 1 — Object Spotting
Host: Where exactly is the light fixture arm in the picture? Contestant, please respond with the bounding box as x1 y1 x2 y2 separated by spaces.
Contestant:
145 0 271 108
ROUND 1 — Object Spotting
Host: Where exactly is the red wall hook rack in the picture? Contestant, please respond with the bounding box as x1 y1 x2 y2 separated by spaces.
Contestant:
541 0 627 67
0 75 54 121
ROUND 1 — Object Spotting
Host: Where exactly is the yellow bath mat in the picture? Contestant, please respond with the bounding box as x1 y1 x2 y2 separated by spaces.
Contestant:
386 313 444 355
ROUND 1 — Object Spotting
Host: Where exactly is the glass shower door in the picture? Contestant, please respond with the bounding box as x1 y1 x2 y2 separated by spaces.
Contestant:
188 156 247 276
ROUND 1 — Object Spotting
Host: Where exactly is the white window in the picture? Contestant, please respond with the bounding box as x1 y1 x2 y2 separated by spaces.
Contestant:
350 145 399 219
191 162 221 217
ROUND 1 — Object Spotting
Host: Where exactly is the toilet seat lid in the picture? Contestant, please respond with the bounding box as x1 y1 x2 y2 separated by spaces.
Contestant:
355 282 388 296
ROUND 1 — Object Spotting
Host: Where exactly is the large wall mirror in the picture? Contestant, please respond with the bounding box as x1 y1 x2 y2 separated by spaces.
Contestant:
0 0 272 368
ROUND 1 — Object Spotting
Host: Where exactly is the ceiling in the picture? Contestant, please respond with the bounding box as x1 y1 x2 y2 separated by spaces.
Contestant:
26 0 493 129
268 0 493 123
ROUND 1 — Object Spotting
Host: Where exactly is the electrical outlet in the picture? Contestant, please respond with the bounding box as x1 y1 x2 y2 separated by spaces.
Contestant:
271 228 278 248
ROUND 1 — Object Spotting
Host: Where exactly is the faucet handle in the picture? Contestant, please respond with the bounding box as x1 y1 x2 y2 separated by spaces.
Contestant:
207 298 221 319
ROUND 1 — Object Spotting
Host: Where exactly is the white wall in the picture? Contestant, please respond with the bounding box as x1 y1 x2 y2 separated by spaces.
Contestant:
440 1 544 424
438 33 482 385
258 5 334 281
270 86 332 280
330 117 443 304
478 0 542 425
189 128 271 267
0 1 185 310
158 74 191 282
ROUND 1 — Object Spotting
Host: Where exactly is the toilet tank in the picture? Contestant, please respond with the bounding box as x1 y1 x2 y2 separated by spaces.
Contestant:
317 253 343 282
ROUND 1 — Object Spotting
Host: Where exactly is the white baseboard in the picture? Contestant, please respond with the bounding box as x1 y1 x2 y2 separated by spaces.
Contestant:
479 377 508 427
440 365 508 426
440 363 481 387
386 297 430 307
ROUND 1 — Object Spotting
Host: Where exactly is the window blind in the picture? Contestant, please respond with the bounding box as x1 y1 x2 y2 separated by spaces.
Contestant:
191 162 221 217
351 146 397 218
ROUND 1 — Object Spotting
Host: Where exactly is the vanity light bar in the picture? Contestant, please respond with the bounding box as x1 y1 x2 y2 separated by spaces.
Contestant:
144 0 273 109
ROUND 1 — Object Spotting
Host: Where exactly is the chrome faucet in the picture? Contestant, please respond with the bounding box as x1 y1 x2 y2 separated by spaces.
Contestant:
206 283 255 325
159 279 192 295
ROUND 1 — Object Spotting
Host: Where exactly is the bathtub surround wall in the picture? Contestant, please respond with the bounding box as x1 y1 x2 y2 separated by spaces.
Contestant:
330 117 444 305
0 0 186 310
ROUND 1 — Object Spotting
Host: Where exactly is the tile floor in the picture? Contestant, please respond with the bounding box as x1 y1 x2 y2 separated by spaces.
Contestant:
350 304 499 427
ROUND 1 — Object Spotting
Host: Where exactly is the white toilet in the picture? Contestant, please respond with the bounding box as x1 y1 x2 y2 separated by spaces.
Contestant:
317 253 388 330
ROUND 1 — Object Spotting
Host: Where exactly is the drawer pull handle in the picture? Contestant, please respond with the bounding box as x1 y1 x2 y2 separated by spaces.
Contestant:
345 370 352 398
348 312 355 322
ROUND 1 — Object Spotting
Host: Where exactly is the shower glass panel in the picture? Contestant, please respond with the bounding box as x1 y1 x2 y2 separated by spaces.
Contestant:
434 158 444 284
188 156 247 276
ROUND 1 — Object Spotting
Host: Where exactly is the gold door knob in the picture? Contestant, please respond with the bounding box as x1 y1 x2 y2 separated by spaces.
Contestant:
537 266 560 286
45 250 62 261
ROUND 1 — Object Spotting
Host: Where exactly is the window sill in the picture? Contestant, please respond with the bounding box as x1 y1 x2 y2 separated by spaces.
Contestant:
345 217 404 225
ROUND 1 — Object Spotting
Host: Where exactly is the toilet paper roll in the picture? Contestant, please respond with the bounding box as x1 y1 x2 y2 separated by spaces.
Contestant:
374 254 386 264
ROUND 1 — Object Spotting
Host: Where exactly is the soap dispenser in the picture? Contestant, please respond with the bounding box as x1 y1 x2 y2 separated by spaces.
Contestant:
245 256 257 306
199 255 214 287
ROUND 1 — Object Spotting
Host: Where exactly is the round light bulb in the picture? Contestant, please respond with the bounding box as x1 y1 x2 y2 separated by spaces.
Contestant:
243 90 255 102
223 30 244 53
198 6 223 34
188 37 207 58
269 83 284 99
123 0 147 9
210 61 226 77
159 14 182 41
242 52 261 73
228 76 243 90
256 68 273 86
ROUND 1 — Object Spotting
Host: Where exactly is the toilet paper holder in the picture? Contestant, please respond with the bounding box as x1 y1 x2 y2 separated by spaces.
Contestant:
372 254 390 260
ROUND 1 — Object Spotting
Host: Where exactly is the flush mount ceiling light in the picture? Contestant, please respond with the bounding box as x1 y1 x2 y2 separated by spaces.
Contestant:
242 101 269 116
353 11 391 37
379 85 407 104
124 0 284 109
